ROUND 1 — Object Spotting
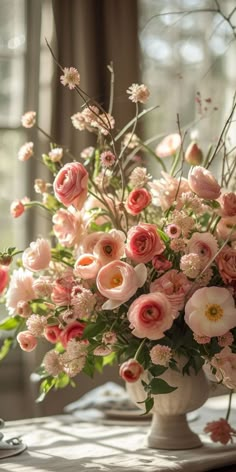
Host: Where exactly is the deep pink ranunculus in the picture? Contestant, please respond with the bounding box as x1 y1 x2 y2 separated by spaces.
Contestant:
60 321 85 348
53 162 88 209
125 223 165 263
0 265 8 294
127 292 173 340
44 325 63 344
126 188 152 215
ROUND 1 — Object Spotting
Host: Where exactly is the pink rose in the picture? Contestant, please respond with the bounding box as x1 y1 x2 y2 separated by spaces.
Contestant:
74 254 101 279
125 224 165 263
0 266 8 294
96 260 147 310
53 208 85 247
10 200 25 218
93 230 125 265
188 166 221 200
119 359 144 383
217 246 236 283
53 162 88 209
219 192 236 217
22 238 51 271
126 188 152 215
44 325 62 344
17 331 37 352
51 280 72 306
150 269 192 315
216 216 236 242
127 292 173 340
155 133 181 158
6 268 35 315
60 321 85 348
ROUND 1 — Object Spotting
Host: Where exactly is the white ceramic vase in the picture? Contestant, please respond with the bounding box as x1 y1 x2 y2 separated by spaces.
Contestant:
126 357 209 450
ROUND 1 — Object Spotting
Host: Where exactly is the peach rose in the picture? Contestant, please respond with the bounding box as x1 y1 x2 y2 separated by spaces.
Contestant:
74 254 101 279
217 246 236 283
125 224 165 263
44 325 63 344
93 229 125 265
17 331 37 352
188 166 221 200
53 208 85 247
0 266 8 294
119 359 144 383
185 287 236 337
127 292 173 340
22 238 51 272
216 216 236 241
53 162 88 209
60 321 85 348
97 260 147 310
219 192 236 217
126 188 152 215
150 269 192 315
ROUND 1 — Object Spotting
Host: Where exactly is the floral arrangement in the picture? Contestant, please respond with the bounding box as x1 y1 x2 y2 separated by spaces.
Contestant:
1 64 236 445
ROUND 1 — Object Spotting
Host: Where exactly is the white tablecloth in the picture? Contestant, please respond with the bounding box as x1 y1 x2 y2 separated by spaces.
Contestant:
1 396 236 472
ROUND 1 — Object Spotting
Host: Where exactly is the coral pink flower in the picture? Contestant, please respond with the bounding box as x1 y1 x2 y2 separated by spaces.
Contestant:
127 292 173 340
60 321 85 348
53 162 88 210
188 166 221 200
44 325 62 344
155 133 181 158
211 346 236 389
218 331 234 347
204 418 236 445
126 188 152 215
100 150 116 167
93 229 125 265
185 287 236 337
119 359 144 382
74 254 101 279
187 232 218 267
0 265 8 294
165 224 181 239
126 224 164 263
6 268 35 315
22 238 51 272
216 216 236 242
219 192 236 217
17 331 37 352
149 172 190 211
10 200 25 218
185 142 203 166
97 260 147 310
217 246 236 284
53 208 85 247
150 269 192 315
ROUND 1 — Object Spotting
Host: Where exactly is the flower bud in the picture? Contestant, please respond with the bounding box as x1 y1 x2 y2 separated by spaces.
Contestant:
185 142 203 165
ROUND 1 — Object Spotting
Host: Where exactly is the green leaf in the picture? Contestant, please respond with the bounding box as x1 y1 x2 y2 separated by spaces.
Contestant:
149 378 177 394
102 351 117 366
0 317 20 331
138 396 154 415
82 321 106 339
55 373 70 389
149 365 167 377
36 377 56 402
0 338 13 360
157 228 170 242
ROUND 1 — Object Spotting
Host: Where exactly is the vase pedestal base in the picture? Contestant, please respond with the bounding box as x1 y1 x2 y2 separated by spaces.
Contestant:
147 413 202 450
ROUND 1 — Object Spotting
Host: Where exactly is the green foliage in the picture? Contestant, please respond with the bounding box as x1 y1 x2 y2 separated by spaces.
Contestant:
0 338 13 360
149 378 177 394
0 317 20 331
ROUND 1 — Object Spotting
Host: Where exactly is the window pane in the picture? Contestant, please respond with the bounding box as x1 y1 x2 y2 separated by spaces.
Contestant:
0 0 25 52
0 57 24 126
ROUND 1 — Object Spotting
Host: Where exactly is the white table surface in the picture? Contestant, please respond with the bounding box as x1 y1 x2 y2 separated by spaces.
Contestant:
1 396 236 472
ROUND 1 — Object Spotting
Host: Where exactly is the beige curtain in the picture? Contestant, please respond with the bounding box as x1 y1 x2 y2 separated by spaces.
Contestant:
52 0 140 155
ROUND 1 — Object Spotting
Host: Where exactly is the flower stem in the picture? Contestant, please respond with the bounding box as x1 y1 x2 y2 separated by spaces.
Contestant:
134 338 147 362
226 390 233 422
